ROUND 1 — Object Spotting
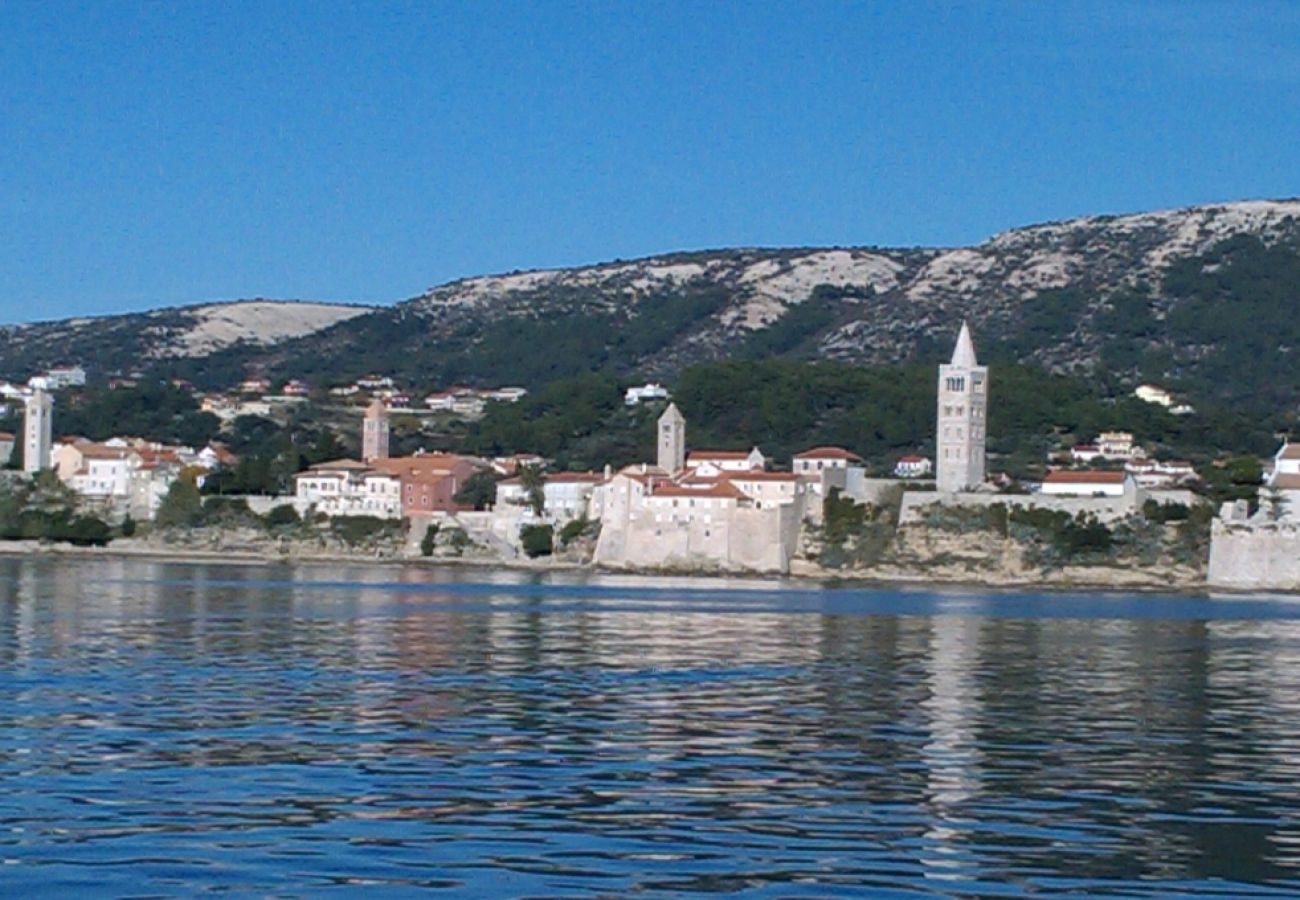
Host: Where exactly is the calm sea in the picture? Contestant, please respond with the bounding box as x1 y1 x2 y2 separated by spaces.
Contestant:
1 557 1299 897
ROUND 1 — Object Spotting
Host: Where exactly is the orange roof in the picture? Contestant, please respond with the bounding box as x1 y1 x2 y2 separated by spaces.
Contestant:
0 432 12 441
723 471 800 483
1272 473 1300 489
1043 470 1127 484
651 480 750 500
794 446 862 461
897 454 928 463
1279 444 1300 461
687 450 754 461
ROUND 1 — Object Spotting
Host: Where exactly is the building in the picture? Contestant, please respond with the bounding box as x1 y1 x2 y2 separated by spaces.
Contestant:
592 407 806 573
42 365 87 389
0 432 13 466
23 389 53 474
894 455 933 478
496 472 605 520
625 383 670 406
684 448 767 475
793 447 863 476
294 460 402 518
237 376 271 395
1097 431 1139 460
1125 458 1197 489
935 322 988 493
1134 384 1174 407
362 398 390 462
657 403 686 474
1039 470 1135 497
1070 444 1102 464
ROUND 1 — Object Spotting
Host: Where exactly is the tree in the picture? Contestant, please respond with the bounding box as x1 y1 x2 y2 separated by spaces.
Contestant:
1266 487 1290 523
420 522 439 556
155 478 203 529
520 523 553 557
453 470 499 511
519 464 547 516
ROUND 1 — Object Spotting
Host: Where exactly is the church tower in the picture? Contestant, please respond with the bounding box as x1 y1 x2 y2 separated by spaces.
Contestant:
362 397 390 462
23 389 53 474
657 403 685 474
936 322 988 493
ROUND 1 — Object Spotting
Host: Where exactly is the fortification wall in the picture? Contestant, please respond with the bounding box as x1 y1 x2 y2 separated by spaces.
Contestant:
1208 520 1300 590
895 489 1177 525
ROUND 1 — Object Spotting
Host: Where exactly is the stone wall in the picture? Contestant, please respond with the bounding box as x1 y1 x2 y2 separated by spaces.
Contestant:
1208 519 1300 591
897 489 1176 526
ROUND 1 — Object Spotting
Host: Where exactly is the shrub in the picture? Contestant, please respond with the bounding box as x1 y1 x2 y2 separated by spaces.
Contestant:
330 515 399 546
119 515 137 537
558 515 597 547
155 479 203 529
263 504 301 528
520 524 554 558
420 523 439 557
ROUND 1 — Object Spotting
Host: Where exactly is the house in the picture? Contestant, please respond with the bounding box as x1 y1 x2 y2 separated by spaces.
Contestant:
373 453 484 518
721 471 806 509
330 384 362 398
1097 431 1141 460
491 453 548 477
281 379 311 397
1125 458 1197 488
496 472 605 520
685 448 767 475
485 387 528 403
424 391 455 411
43 365 87 389
624 383 670 406
1134 384 1173 407
197 443 238 471
356 374 395 390
793 447 863 476
893 454 933 478
237 376 271 395
295 460 402 519
1070 444 1102 464
1039 469 1135 497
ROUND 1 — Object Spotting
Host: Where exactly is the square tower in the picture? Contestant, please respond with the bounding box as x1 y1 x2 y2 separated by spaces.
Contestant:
23 389 53 474
362 397 390 462
657 403 685 474
936 322 988 493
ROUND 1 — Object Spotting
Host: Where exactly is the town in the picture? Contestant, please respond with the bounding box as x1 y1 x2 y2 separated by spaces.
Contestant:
4 322 1295 588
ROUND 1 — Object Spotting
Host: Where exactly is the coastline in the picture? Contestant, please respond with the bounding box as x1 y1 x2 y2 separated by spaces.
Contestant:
0 538 1226 595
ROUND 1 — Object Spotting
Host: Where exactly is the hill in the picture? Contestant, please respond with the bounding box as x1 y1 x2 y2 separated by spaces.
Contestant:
4 200 1300 416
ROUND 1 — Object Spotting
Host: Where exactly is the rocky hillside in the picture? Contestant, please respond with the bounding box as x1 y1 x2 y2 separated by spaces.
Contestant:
0 300 372 381
4 200 1299 412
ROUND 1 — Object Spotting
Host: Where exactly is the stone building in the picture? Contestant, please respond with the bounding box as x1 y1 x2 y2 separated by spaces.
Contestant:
362 397 390 462
23 389 52 474
657 402 686 474
935 322 988 493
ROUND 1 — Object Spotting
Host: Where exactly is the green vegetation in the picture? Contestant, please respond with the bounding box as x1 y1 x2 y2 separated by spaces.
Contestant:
330 515 404 547
453 470 501 511
57 382 220 447
816 486 902 569
154 479 204 528
558 515 599 548
0 477 112 545
520 523 554 558
420 523 439 557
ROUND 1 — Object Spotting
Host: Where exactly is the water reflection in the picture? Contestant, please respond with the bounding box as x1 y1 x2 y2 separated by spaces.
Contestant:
0 557 1298 895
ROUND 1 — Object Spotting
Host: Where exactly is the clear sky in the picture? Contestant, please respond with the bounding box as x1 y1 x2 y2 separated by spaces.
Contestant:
2 1 1298 322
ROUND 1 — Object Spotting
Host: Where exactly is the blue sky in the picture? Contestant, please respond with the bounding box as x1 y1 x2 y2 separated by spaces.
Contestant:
2 1 1298 322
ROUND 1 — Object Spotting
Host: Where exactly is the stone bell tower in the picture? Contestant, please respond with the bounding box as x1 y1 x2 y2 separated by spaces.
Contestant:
936 321 988 493
657 403 685 474
362 397 390 462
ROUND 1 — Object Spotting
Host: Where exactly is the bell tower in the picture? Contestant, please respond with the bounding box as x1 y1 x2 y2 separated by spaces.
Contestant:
657 403 685 474
936 322 988 493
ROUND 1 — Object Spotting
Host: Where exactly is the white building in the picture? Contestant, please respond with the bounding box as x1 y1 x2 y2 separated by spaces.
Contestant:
1039 470 1135 497
625 383 670 405
1125 458 1197 489
685 448 766 475
793 447 863 476
495 472 605 521
23 389 53 474
42 365 87 389
936 322 988 493
894 455 933 478
1097 431 1140 460
293 460 402 519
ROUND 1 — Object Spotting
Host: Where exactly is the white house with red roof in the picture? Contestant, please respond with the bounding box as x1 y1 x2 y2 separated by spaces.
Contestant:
792 446 862 476
1039 469 1136 497
685 448 767 475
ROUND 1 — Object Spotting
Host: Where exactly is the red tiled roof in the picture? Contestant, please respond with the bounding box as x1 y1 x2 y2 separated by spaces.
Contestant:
1278 444 1300 461
723 471 800 483
1043 470 1128 484
687 450 754 461
794 446 862 461
1271 473 1300 489
897 454 927 463
651 481 750 500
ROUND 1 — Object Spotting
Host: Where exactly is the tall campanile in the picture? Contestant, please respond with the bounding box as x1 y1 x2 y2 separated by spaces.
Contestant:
935 321 988 493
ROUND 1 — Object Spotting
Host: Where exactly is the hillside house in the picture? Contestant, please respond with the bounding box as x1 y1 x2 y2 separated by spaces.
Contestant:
1039 469 1135 497
894 454 933 478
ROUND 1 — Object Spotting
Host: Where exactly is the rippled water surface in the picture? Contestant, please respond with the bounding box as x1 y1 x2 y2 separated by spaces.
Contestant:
3 558 1300 896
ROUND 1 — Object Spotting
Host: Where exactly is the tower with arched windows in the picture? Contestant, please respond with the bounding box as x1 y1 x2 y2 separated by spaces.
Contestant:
935 322 987 493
